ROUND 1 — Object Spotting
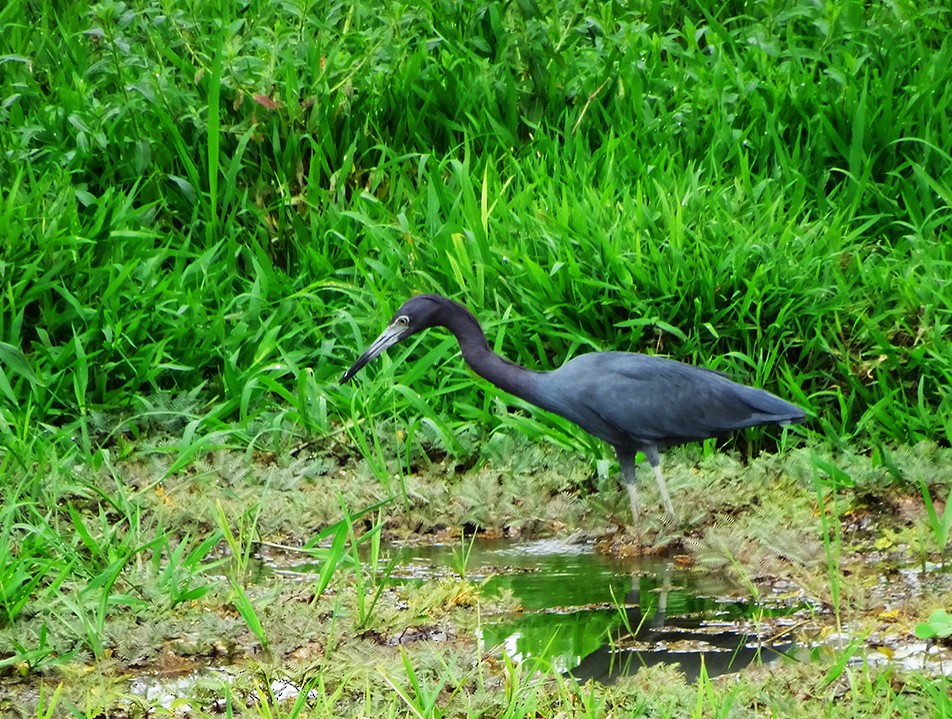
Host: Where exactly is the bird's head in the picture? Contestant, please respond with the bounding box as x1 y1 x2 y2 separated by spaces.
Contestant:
340 295 449 383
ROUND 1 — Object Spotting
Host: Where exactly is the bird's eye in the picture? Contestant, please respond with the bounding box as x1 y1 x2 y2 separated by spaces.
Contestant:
396 315 410 327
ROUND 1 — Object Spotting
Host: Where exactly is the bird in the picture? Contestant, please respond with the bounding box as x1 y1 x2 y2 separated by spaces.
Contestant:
340 294 806 522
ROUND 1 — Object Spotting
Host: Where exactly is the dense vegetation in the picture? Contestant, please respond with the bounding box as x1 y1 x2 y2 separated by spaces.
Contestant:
2 0 950 459
1 0 950 715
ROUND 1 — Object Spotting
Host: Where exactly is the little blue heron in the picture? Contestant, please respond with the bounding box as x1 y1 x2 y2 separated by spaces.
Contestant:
341 294 806 521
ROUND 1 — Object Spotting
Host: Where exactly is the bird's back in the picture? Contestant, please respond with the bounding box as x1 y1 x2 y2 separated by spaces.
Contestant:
530 352 805 451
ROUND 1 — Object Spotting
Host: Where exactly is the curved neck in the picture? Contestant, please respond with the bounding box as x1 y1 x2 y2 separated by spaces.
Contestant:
441 306 540 399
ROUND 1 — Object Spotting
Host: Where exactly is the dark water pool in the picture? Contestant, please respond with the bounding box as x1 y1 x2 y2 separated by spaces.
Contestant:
379 536 802 683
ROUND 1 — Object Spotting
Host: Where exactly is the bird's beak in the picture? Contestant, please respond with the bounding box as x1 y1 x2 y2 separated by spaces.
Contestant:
340 321 407 384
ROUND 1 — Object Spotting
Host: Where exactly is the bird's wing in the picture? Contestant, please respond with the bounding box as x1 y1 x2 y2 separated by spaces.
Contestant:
561 353 797 447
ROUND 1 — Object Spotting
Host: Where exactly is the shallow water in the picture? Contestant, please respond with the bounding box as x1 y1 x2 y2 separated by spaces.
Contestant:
119 538 951 709
382 536 801 682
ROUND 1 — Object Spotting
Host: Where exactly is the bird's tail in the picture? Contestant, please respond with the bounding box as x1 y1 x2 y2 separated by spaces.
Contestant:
743 386 807 426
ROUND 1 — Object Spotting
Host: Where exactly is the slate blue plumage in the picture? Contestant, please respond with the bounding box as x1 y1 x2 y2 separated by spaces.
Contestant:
341 294 806 521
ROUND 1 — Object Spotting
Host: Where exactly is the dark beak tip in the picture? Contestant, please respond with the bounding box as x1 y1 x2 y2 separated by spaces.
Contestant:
340 324 401 387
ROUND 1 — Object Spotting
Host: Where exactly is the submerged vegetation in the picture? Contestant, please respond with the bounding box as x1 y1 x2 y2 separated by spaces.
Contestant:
1 0 950 715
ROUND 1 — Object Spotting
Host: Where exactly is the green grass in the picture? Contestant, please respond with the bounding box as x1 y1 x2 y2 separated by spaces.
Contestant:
2 0 951 458
2 0 952 716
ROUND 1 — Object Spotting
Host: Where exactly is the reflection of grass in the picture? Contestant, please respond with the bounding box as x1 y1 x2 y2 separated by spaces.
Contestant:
480 607 621 674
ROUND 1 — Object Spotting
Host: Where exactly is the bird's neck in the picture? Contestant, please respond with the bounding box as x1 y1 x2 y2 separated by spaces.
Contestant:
442 308 540 399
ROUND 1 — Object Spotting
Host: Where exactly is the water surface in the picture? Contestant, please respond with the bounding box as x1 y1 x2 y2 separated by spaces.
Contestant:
386 536 800 682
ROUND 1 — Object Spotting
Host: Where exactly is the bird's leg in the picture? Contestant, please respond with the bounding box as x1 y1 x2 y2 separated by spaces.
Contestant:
644 447 678 521
652 465 676 517
616 450 640 521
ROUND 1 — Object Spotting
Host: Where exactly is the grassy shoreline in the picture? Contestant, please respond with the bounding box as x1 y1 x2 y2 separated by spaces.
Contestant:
2 432 950 715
